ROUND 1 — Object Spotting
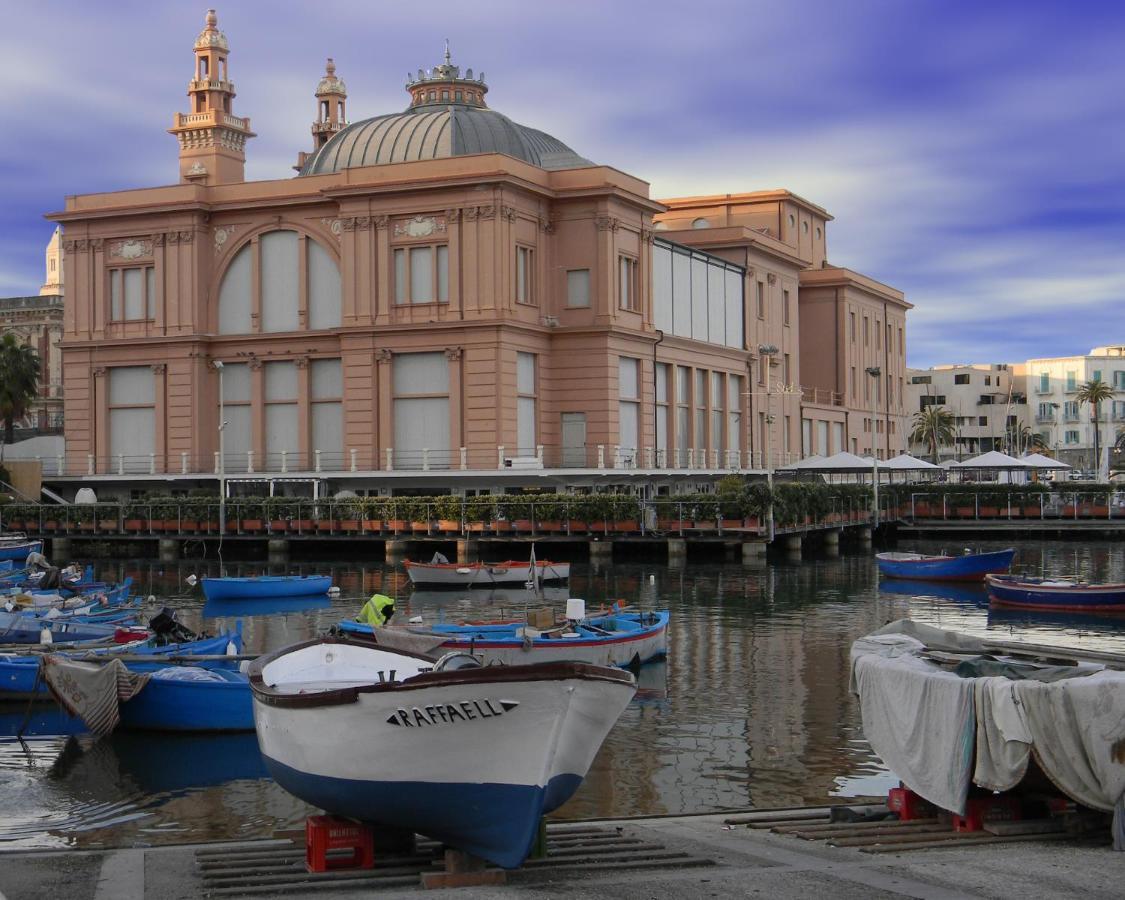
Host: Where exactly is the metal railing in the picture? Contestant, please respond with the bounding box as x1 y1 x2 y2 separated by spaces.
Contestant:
903 491 1125 522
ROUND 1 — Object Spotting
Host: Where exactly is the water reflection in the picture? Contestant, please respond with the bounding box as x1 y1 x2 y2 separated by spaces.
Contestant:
0 537 1121 848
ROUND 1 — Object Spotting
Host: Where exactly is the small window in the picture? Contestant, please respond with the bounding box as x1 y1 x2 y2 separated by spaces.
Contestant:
802 220 809 234
394 244 449 304
618 256 638 311
428 90 435 101
978 416 988 426
756 282 765 319
516 247 535 305
815 226 822 239
455 90 463 102
788 213 795 228
954 373 970 385
441 89 449 101
783 289 790 325
691 217 709 230
566 269 590 308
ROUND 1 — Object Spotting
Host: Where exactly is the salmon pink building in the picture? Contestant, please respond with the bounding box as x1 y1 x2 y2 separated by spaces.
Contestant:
49 11 908 495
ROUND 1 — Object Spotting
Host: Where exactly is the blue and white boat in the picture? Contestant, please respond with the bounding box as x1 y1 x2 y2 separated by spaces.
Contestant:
0 612 140 646
339 605 669 669
250 637 635 869
986 574 1125 612
201 574 333 601
0 536 42 563
117 668 252 732
0 630 242 699
876 548 1015 582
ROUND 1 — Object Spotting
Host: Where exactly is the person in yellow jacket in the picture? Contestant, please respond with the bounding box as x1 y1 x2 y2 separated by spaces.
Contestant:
356 593 396 627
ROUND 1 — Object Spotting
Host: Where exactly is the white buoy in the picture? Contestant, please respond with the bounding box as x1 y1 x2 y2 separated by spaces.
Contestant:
566 598 586 621
409 615 423 624
327 586 341 596
40 626 53 645
226 639 238 656
147 595 157 605
185 574 198 586
649 574 655 584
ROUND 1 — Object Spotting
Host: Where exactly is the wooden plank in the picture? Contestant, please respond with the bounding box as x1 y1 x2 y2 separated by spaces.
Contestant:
982 818 1064 836
770 818 937 835
830 830 995 848
858 832 1077 854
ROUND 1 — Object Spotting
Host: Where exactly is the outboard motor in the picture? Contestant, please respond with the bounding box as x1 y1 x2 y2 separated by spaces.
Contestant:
148 607 198 645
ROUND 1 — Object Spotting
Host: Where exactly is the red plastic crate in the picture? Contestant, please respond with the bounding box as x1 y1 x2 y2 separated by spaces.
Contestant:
952 795 1022 832
305 815 375 873
887 785 937 821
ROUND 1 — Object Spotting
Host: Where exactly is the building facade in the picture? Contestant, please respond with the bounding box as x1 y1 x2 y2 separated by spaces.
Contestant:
1023 346 1125 469
905 363 1025 460
0 228 65 433
49 12 906 492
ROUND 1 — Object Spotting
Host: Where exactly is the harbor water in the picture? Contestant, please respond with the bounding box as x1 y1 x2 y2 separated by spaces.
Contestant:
1 537 1123 850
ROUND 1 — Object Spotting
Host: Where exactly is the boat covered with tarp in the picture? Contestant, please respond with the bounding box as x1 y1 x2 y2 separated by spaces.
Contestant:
851 619 1125 847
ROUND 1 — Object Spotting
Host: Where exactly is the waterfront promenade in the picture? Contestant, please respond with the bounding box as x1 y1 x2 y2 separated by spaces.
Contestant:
1 809 1121 899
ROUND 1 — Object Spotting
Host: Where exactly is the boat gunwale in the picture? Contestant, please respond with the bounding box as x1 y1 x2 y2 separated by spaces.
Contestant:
248 636 635 710
986 574 1125 593
403 559 567 571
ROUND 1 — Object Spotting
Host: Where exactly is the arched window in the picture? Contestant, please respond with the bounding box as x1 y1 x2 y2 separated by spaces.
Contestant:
217 229 341 334
691 217 709 230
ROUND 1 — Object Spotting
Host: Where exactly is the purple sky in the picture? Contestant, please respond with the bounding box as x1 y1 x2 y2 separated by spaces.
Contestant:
3 1 1122 367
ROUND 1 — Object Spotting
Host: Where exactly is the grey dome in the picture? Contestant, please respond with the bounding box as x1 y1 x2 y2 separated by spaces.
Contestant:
300 104 592 176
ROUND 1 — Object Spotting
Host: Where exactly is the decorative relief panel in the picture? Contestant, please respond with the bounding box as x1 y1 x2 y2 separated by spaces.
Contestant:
444 346 463 361
393 215 447 238
595 216 620 232
213 226 237 253
767 273 777 285
374 348 392 363
463 205 495 222
320 217 343 239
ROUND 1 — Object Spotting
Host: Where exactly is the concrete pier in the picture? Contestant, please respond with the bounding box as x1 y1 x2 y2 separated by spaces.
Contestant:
742 541 767 564
822 529 840 547
782 534 803 554
856 526 873 544
588 540 613 564
50 536 71 559
267 538 289 564
667 538 687 565
158 538 179 562
385 539 408 561
456 538 479 564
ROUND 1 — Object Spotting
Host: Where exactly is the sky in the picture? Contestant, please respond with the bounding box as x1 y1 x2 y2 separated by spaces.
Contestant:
2 0 1122 368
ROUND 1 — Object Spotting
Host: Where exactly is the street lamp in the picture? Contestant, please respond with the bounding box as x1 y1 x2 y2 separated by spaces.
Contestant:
865 366 881 527
214 360 226 541
758 344 779 540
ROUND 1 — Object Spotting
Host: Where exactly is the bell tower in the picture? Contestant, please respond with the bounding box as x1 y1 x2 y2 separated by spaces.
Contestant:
168 9 255 185
295 58 348 172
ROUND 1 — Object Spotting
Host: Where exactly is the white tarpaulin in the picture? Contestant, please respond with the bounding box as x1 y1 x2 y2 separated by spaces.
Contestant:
851 619 1125 843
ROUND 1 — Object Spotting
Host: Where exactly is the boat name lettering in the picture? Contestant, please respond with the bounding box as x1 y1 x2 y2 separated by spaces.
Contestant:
386 698 518 727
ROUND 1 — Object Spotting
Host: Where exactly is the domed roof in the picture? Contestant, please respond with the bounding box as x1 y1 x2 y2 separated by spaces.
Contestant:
299 46 591 176
299 105 592 175
194 9 228 51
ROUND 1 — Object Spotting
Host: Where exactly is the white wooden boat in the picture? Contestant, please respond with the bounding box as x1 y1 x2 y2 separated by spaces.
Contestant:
249 637 635 868
404 558 570 587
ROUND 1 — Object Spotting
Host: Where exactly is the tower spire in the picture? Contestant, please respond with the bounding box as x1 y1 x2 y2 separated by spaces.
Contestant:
295 58 348 172
168 9 255 185
405 46 488 109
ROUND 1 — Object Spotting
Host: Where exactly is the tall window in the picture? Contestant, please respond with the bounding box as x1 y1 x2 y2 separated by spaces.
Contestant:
310 359 343 468
695 369 707 449
710 372 724 450
516 247 535 305
393 353 451 468
108 367 154 473
655 362 669 456
1115 371 1125 389
727 375 742 453
264 362 298 468
863 316 869 346
849 311 856 342
109 266 155 321
394 245 449 304
1065 370 1077 391
618 256 638 311
517 352 537 455
783 289 791 325
219 362 251 471
566 269 590 308
954 373 970 384
850 366 856 399
756 281 765 319
618 357 640 455
1039 372 1050 393
676 366 690 455
783 353 791 386
1064 400 1079 420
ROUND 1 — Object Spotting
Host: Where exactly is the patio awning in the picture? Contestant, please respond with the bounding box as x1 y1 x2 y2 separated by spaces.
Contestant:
952 450 1032 469
1019 452 1072 470
881 453 942 471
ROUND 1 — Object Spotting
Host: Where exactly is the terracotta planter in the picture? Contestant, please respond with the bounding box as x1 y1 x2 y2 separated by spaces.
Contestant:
913 504 932 517
289 519 314 531
201 521 219 533
269 520 289 533
656 519 682 531
612 519 639 532
339 519 361 532
316 520 337 531
512 519 534 532
537 520 564 533
437 519 462 532
180 519 200 531
386 519 407 532
362 520 384 533
3 520 26 531
77 522 96 532
410 520 430 532
719 518 743 530
954 506 974 518
466 522 488 533
43 521 59 531
241 518 265 532
124 519 146 531
692 521 717 531
98 521 119 532
745 517 760 529
566 520 589 533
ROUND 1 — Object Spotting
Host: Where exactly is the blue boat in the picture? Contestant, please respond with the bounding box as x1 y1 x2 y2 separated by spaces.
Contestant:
876 548 1015 582
201 574 333 601
340 608 670 670
117 668 252 732
0 630 242 699
986 574 1125 613
0 538 41 563
0 612 141 646
0 560 13 573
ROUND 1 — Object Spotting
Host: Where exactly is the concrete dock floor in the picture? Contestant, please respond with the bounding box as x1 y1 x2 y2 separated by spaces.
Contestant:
2 811 1123 899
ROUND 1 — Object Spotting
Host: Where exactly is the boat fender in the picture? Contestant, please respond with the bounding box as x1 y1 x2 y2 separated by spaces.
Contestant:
409 615 423 624
226 640 238 656
185 574 198 586
3 601 12 612
328 586 341 596
146 595 156 606
40 626 53 645
456 567 473 575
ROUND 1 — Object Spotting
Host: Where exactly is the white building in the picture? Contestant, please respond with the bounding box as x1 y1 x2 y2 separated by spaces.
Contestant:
905 363 1024 460
1025 346 1125 470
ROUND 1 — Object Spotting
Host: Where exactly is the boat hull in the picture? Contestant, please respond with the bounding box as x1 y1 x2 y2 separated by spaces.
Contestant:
876 549 1015 582
0 541 41 562
405 560 570 587
251 642 634 868
986 575 1125 612
201 575 333 601
120 670 252 732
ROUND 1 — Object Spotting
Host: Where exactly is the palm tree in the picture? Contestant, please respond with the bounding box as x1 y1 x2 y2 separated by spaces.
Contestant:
1076 378 1113 476
1004 422 1049 456
910 405 955 463
0 334 41 446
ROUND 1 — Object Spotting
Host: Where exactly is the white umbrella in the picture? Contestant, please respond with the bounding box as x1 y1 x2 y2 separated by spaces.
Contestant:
1019 452 1071 470
952 450 1032 469
815 451 878 472
882 453 941 471
778 454 825 471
